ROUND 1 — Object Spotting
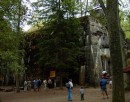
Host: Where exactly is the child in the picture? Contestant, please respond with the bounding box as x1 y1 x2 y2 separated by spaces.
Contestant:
80 86 84 101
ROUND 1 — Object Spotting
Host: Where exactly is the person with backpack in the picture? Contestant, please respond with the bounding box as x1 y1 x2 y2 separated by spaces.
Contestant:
100 76 109 99
66 79 73 101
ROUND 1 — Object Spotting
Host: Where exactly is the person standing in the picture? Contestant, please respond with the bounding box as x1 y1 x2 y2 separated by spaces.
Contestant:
80 86 84 101
27 79 31 91
24 80 28 91
48 78 52 89
100 76 109 99
43 79 47 89
33 79 38 91
37 79 41 91
67 79 73 101
109 77 112 89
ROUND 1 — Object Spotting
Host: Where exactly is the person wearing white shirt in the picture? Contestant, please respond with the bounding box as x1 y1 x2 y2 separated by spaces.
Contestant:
109 77 112 89
80 86 85 101
67 79 73 101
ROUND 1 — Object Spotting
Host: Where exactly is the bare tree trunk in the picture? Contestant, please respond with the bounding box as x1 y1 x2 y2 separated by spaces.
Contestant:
106 0 125 102
16 73 20 93
15 0 22 93
98 0 130 91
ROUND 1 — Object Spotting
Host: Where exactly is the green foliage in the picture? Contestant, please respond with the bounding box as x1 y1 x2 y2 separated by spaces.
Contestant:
120 11 130 39
0 0 26 75
30 0 81 25
27 0 84 75
127 58 130 65
37 18 82 70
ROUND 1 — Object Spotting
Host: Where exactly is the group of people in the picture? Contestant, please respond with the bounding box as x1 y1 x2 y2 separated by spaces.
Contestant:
24 79 42 92
66 79 85 101
23 78 55 92
24 73 112 101
33 79 42 91
66 72 112 101
42 78 54 89
23 80 32 91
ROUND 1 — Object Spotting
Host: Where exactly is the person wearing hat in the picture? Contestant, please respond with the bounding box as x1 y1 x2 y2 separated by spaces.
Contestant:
67 79 73 101
102 71 107 78
100 76 109 99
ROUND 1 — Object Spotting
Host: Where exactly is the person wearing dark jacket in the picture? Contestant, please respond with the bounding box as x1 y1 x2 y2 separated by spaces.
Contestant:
100 76 109 99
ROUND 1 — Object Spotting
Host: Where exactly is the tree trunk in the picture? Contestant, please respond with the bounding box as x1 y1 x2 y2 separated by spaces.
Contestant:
79 65 85 85
98 0 130 92
106 0 125 102
16 73 20 93
15 0 21 93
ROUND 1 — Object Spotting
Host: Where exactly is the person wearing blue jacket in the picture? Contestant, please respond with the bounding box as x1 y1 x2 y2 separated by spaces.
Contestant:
100 76 109 99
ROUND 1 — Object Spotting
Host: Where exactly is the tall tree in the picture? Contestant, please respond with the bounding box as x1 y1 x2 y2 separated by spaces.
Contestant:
106 0 125 102
28 0 83 86
98 0 130 91
0 0 27 92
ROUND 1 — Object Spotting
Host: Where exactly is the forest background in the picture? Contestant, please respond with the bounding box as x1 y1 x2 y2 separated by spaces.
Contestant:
0 0 130 102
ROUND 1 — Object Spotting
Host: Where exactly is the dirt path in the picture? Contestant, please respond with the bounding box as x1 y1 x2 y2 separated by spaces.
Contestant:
0 86 130 102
